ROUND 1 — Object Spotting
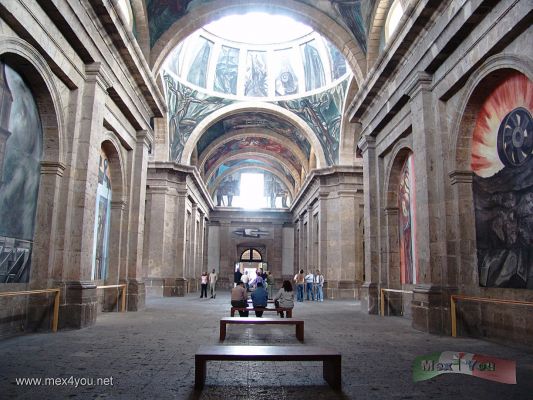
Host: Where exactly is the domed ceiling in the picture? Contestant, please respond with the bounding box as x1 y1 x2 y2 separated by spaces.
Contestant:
156 5 362 208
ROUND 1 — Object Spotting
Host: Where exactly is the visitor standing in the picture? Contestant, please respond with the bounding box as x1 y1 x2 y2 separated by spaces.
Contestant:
200 271 208 298
234 266 242 288
273 280 294 318
209 268 218 299
231 282 249 317
315 270 324 301
294 269 305 302
266 271 275 299
305 271 315 301
241 270 250 291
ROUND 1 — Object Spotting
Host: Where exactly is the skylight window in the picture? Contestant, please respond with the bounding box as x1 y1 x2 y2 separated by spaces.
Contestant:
234 173 267 209
385 0 404 43
204 13 313 45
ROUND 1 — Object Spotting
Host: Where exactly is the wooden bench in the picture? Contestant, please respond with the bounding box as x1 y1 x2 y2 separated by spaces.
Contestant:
247 299 275 303
220 317 304 341
230 307 292 318
195 345 341 390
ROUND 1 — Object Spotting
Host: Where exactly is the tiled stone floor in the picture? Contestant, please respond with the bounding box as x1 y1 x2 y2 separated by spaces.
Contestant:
1 293 532 399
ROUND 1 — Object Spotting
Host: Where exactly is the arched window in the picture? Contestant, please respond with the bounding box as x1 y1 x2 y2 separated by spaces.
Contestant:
240 248 262 262
385 0 404 44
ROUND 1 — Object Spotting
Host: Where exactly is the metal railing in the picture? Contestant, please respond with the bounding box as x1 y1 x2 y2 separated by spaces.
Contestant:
450 294 533 337
96 284 127 312
380 288 413 316
0 288 60 332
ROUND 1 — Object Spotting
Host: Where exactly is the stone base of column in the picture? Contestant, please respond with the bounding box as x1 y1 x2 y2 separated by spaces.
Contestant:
360 282 379 314
325 280 361 300
159 277 187 297
126 279 145 311
411 284 448 334
57 281 97 330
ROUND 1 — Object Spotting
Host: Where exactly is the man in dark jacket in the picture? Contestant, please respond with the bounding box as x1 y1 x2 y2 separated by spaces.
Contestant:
251 282 268 317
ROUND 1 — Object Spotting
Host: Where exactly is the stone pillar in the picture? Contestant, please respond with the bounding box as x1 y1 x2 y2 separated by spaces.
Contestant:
173 189 188 296
359 134 379 314
306 204 313 271
125 130 152 311
103 200 126 311
408 72 446 333
59 63 110 329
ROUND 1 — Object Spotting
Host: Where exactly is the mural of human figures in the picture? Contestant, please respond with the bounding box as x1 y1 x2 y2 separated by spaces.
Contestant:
471 72 533 289
92 150 112 281
398 154 417 284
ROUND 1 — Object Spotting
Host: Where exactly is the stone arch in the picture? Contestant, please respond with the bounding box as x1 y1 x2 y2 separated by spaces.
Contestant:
209 164 296 200
339 75 361 165
0 38 66 288
129 0 150 59
198 129 309 174
448 54 533 289
366 0 410 70
101 135 128 204
205 150 301 188
150 0 365 85
0 37 65 164
181 101 327 168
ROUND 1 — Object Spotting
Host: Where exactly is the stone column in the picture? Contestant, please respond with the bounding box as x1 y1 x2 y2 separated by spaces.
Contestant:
359 135 379 314
408 72 446 333
173 189 188 296
59 63 110 329
125 130 152 311
188 203 198 292
104 200 126 311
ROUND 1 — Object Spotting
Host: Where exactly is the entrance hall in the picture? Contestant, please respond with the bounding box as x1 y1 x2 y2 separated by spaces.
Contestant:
2 294 532 399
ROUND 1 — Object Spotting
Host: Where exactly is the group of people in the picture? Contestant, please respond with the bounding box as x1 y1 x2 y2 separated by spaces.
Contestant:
231 279 295 318
293 269 324 302
200 269 218 299
234 267 275 299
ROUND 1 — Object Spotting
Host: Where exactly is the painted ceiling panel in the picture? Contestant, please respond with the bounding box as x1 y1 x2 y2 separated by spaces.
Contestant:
203 136 303 176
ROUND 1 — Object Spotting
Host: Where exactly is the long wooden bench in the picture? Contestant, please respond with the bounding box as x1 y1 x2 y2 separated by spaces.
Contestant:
195 345 341 390
220 317 304 341
230 306 293 317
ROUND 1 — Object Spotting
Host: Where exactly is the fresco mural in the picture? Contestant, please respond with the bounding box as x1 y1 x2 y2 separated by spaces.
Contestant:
264 174 290 208
203 136 302 175
163 72 232 161
214 45 239 95
330 0 367 53
274 49 299 96
92 150 112 281
326 39 347 80
215 174 240 206
196 112 311 158
146 0 194 47
398 154 417 285
186 36 213 88
301 40 326 91
0 64 42 283
164 42 185 76
278 77 348 164
245 51 268 97
471 72 533 289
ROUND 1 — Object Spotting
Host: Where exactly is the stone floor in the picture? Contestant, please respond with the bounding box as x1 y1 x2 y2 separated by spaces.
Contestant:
1 292 532 399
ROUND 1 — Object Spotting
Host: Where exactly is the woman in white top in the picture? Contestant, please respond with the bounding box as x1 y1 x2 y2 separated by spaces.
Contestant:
273 280 295 318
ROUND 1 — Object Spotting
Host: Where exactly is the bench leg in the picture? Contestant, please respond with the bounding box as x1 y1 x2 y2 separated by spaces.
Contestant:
286 309 292 318
323 357 341 390
220 321 226 341
295 323 304 342
194 356 206 390
230 308 235 317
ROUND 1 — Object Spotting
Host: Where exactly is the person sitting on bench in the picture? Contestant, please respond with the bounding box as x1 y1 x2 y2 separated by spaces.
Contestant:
251 282 268 317
273 280 294 318
231 282 249 317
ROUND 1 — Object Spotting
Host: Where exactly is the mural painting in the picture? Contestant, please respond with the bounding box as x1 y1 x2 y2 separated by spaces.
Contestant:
146 0 194 47
186 36 213 88
398 154 417 284
0 64 43 283
215 174 240 206
163 72 232 161
274 48 299 96
279 77 348 164
92 150 112 281
300 40 326 91
471 72 533 289
214 45 239 95
203 136 302 175
245 51 268 97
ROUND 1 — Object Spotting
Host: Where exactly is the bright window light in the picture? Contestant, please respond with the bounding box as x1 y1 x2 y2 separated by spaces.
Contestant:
385 0 404 43
235 173 267 209
204 13 313 44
